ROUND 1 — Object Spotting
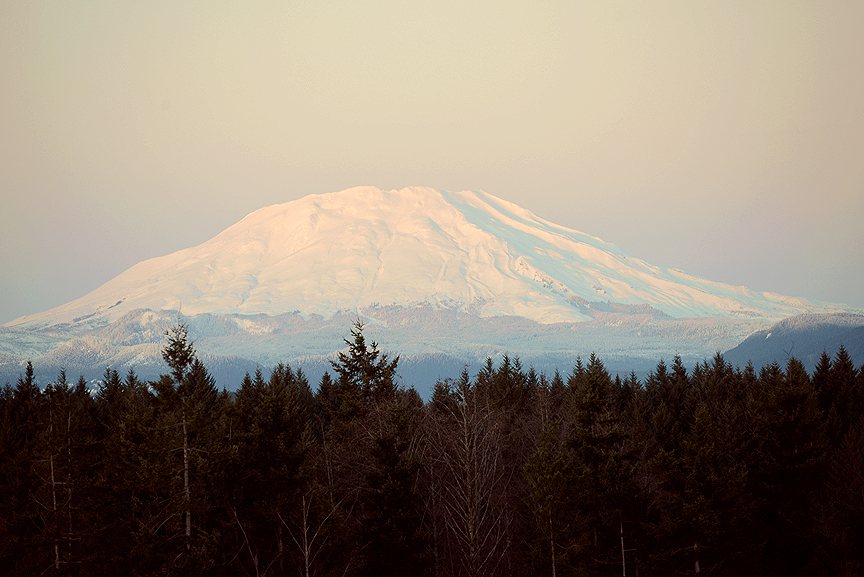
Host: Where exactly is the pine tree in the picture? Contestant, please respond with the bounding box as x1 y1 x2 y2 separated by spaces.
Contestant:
309 322 405 574
330 320 399 416
753 357 828 574
357 393 429 577
567 353 640 574
95 365 172 573
524 420 576 577
227 362 313 575
653 402 751 574
831 345 860 435
823 415 864 575
0 362 42 574
147 320 223 571
812 350 833 411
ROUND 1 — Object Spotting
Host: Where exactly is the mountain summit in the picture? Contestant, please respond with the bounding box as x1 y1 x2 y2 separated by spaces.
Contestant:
4 186 859 390
7 186 846 331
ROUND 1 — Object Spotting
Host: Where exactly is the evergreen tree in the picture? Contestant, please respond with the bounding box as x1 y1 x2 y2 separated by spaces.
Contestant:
145 321 223 572
550 369 566 400
96 367 173 574
430 376 460 418
524 420 577 577
312 322 404 574
1 323 860 575
645 358 684 453
330 320 399 416
823 415 864 575
831 345 860 435
162 321 196 386
754 357 829 575
652 402 752 574
483 354 530 411
567 353 641 574
0 362 42 574
226 362 313 575
26 369 100 572
812 350 834 411
357 393 430 577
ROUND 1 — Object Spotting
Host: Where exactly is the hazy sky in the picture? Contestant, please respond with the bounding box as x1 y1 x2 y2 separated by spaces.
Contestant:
2 1 862 324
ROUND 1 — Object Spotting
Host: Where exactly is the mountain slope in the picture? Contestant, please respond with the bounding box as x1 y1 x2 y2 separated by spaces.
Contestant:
723 313 864 372
6 187 848 332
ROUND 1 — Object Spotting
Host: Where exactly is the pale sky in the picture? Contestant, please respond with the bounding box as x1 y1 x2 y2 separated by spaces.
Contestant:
2 1 862 324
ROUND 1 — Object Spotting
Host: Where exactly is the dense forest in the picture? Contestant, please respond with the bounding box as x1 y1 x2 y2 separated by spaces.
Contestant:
2 321 863 576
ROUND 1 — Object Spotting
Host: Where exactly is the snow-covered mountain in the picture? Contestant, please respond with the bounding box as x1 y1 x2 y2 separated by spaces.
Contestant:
724 312 864 373
5 186 847 331
3 186 858 393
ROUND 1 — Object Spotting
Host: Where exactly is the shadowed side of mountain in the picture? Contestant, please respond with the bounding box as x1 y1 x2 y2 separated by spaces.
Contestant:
724 313 864 372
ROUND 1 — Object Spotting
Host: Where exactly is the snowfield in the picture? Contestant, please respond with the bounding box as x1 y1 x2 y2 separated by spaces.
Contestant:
2 186 858 393
5 186 850 331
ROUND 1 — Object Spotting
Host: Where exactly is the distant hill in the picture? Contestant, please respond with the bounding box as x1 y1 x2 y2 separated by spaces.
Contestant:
724 313 864 372
0 306 761 398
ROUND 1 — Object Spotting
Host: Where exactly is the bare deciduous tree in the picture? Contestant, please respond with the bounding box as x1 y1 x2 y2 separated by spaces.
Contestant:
426 372 514 577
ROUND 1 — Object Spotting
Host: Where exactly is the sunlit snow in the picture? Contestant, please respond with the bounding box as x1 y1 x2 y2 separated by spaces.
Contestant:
6 186 851 331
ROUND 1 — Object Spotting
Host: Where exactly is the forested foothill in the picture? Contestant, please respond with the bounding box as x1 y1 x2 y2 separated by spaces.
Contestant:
2 320 863 576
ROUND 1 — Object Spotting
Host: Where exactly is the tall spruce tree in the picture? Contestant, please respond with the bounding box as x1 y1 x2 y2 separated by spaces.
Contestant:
754 357 828 574
330 320 399 416
357 392 429 577
567 353 640 574
226 362 313 575
525 420 576 577
152 320 222 572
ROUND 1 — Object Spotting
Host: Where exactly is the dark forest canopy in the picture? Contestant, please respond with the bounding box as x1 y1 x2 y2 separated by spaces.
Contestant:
2 320 863 576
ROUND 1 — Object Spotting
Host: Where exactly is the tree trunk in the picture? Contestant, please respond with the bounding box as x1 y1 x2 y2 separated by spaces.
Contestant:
67 408 74 565
50 453 60 570
302 496 311 577
433 384 510 577
620 521 625 577
183 414 191 548
277 524 285 573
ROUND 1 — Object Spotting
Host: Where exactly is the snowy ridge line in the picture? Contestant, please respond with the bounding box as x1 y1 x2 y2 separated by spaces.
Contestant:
5 186 857 332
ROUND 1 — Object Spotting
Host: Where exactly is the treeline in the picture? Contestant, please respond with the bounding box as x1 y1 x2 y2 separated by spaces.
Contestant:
1 321 863 576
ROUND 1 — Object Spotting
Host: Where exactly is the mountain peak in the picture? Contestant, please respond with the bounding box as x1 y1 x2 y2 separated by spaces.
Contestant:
6 186 851 331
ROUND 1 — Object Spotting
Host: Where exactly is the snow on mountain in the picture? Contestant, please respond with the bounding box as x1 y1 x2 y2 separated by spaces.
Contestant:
724 312 864 373
5 186 851 332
